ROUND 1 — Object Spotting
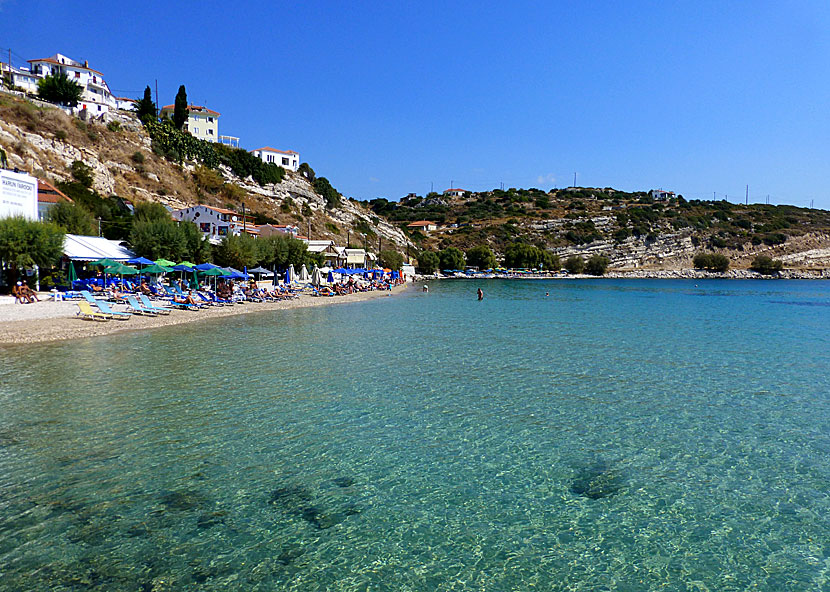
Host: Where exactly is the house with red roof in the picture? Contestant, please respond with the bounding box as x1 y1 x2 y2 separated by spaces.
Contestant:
443 188 468 198
250 147 300 172
28 53 116 115
407 220 439 232
36 179 73 221
159 104 221 143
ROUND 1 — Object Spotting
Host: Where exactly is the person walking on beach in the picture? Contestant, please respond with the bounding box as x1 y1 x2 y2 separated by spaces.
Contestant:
477 287 484 301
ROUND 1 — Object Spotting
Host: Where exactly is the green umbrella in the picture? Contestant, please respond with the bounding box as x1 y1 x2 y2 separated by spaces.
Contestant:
142 263 173 274
67 260 77 283
104 263 139 275
177 261 196 268
91 258 119 268
191 269 199 290
155 258 176 267
199 266 226 290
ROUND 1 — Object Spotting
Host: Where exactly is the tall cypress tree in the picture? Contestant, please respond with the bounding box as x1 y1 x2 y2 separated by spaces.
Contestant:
134 85 156 123
173 85 188 130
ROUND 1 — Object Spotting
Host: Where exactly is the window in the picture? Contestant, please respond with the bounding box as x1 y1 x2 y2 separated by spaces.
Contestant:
194 127 199 134
208 129 213 135
282 157 290 166
267 154 274 163
75 72 81 78
208 117 214 123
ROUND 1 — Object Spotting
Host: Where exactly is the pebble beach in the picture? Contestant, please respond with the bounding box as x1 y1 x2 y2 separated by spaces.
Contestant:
0 285 407 346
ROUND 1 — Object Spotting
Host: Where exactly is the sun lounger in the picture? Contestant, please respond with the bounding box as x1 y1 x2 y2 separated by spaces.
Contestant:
76 301 111 322
138 294 172 314
81 291 131 320
124 295 160 316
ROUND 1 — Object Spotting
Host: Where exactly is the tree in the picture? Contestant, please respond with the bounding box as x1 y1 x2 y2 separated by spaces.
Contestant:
256 234 310 270
417 251 439 274
693 252 730 272
129 218 187 261
133 201 172 223
214 234 258 269
377 249 404 270
179 220 212 263
37 72 83 107
47 201 96 235
750 255 783 275
0 217 65 284
564 255 585 274
134 85 157 123
70 160 94 188
439 247 466 271
466 245 497 270
585 254 610 276
314 177 341 208
502 242 559 270
173 85 188 130
298 162 315 181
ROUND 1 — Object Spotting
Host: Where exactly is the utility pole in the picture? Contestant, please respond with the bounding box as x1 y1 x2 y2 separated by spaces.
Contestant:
97 217 101 237
573 172 577 188
745 184 749 206
713 191 716 201
766 195 769 205
242 203 246 233
308 220 311 240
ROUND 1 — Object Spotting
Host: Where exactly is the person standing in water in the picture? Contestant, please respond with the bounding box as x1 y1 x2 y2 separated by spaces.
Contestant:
477 288 484 301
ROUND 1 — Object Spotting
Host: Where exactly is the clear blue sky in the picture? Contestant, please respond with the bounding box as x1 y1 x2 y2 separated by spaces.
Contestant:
4 0 829 209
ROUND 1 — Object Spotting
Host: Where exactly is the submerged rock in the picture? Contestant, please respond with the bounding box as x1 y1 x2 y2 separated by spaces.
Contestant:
268 486 311 507
196 511 227 529
160 489 210 511
570 460 625 500
277 546 306 565
332 476 355 488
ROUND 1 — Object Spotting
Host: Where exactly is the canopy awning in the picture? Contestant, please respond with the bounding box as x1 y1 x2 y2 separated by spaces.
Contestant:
63 234 134 261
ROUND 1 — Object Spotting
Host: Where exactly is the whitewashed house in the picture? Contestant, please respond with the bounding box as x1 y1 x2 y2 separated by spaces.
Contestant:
27 53 117 115
251 147 300 172
115 97 136 111
650 189 676 201
345 248 367 269
172 205 255 243
1 62 39 94
305 239 344 267
159 104 220 142
443 188 468 197
407 220 438 232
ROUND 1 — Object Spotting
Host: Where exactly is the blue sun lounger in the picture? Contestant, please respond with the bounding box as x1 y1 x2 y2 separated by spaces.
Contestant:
139 294 172 314
81 290 131 320
124 295 160 316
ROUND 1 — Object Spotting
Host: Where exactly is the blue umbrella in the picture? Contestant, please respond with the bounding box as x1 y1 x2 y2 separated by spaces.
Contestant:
285 266 293 284
128 256 154 266
327 271 334 283
171 264 194 272
195 263 220 271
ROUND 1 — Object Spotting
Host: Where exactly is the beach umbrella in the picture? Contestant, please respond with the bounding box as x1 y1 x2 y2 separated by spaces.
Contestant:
104 263 138 275
311 266 323 287
67 260 77 285
248 266 272 277
91 257 119 267
298 264 310 282
327 271 334 284
199 267 226 277
142 263 173 274
177 261 196 268
195 263 219 271
286 264 294 284
171 264 194 272
155 258 176 267
128 256 154 266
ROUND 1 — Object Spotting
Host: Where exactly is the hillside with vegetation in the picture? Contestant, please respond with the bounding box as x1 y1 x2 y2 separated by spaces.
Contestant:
0 91 410 253
364 187 830 272
2 89 829 277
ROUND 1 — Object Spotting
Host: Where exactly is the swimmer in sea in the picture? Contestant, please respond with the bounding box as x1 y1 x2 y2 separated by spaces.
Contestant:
477 288 484 301
423 284 429 292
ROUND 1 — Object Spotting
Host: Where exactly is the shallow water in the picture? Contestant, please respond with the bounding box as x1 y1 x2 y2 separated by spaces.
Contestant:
1 279 829 591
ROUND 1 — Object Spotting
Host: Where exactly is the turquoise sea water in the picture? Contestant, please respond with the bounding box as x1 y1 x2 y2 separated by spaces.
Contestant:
1 279 829 591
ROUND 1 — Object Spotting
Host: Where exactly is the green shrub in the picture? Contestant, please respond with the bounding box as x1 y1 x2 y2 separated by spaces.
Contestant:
106 120 121 132
750 255 783 274
564 255 585 274
693 252 729 272
585 254 610 276
70 160 94 188
131 151 145 164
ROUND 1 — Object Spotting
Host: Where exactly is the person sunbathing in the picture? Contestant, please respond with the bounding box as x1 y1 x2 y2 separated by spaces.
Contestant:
12 282 29 304
173 290 199 306
140 279 153 296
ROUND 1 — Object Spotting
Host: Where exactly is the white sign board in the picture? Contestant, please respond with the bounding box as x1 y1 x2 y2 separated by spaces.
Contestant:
0 170 38 220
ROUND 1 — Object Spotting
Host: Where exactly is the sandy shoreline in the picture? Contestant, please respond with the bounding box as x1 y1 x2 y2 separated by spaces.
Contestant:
0 285 408 346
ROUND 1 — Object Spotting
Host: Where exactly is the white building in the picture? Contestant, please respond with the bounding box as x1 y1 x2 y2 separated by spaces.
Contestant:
250 147 300 172
172 205 255 243
27 53 116 115
305 239 344 267
443 188 468 197
407 220 438 232
1 62 39 94
115 96 136 111
650 189 676 201
159 104 220 142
